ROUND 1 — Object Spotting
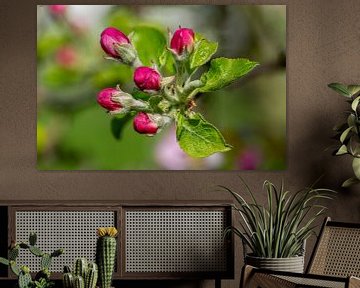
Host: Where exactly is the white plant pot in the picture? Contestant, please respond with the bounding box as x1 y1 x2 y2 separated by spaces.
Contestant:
245 254 305 273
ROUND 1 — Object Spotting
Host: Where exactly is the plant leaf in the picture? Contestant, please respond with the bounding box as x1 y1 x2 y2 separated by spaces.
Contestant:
199 57 259 92
342 177 360 187
190 35 218 69
351 96 360 111
348 85 360 96
176 112 232 158
336 145 348 155
0 257 9 266
340 126 353 143
131 26 167 66
352 157 360 180
328 83 352 97
111 115 132 140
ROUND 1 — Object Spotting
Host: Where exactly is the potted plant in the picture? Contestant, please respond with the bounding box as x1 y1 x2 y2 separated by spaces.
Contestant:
222 179 334 273
328 83 360 187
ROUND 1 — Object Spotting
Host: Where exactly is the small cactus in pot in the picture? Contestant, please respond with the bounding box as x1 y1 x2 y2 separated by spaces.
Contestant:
96 227 118 288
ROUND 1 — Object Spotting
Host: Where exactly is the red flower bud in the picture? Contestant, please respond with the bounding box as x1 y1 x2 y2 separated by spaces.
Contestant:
100 27 130 59
48 5 67 16
134 67 161 91
97 88 122 112
170 28 195 55
133 112 159 135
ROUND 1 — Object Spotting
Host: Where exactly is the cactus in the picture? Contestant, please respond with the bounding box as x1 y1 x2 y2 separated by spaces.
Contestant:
9 246 19 260
0 232 63 288
41 253 52 270
29 245 44 257
96 227 118 288
10 260 20 276
85 263 98 288
63 260 98 288
63 272 74 288
29 232 37 246
74 275 85 288
18 269 32 288
74 258 87 279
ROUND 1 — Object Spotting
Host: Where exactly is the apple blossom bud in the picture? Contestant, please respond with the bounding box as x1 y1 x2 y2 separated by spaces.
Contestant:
133 112 171 135
97 87 148 114
134 67 161 91
97 88 122 113
170 28 195 56
133 112 159 135
48 5 67 16
100 27 139 66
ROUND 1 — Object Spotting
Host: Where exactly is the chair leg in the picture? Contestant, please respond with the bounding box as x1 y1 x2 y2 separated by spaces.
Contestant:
240 265 255 288
215 278 221 288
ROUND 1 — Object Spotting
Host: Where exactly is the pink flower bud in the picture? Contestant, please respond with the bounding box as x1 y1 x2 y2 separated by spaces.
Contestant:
133 112 159 135
97 88 122 112
134 67 161 91
100 27 130 59
48 5 67 16
55 46 77 68
170 28 195 55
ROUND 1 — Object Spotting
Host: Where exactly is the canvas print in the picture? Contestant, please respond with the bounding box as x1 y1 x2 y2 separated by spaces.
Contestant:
37 5 286 170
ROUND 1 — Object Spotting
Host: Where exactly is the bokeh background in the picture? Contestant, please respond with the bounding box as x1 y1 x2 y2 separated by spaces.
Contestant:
37 5 286 170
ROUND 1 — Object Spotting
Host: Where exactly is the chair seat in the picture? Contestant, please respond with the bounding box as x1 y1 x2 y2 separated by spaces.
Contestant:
242 265 360 288
277 274 346 288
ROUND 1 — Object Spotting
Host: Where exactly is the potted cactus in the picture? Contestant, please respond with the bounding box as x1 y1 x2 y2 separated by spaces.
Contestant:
62 258 98 288
0 232 63 288
96 227 118 288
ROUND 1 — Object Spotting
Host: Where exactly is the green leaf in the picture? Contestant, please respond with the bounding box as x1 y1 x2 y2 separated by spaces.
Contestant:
175 112 232 158
352 157 360 180
131 26 167 66
348 135 360 157
111 115 132 140
336 145 348 155
348 85 360 96
342 177 360 188
328 83 352 97
0 257 9 266
159 49 176 74
190 35 218 69
351 96 360 111
199 58 258 92
340 126 352 143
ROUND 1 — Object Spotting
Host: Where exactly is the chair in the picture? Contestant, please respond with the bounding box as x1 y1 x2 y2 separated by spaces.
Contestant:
241 217 360 288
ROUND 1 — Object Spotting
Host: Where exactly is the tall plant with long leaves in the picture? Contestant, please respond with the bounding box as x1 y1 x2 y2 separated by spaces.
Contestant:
222 180 334 258
328 83 360 187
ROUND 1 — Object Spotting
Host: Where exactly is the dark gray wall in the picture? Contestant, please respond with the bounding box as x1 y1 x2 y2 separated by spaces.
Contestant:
0 1 359 287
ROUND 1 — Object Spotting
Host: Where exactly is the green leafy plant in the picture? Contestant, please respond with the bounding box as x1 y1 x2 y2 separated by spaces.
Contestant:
221 179 334 258
328 83 360 187
97 26 258 158
0 232 63 288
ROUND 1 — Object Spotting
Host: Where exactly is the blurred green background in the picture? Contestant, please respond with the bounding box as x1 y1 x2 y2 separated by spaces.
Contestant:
37 5 286 170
